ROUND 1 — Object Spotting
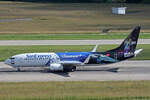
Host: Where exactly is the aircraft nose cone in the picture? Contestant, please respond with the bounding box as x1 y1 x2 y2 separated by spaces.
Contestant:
4 59 11 65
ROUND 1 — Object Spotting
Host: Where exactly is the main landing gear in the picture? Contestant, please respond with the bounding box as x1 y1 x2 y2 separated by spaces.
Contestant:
71 66 76 72
16 67 21 72
63 66 76 72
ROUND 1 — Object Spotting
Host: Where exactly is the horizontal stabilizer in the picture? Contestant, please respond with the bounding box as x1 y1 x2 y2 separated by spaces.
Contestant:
134 49 143 57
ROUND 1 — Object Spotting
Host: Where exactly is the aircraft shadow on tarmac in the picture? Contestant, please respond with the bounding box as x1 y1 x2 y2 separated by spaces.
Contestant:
0 67 119 77
77 67 119 73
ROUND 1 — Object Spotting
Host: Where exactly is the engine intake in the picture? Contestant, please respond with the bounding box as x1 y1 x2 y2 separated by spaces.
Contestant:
50 63 63 71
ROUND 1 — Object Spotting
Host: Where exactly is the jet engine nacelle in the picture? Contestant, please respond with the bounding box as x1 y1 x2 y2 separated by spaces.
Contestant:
50 63 63 71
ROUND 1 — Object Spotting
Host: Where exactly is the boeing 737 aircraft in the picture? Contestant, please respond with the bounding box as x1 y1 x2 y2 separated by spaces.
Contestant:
5 26 142 72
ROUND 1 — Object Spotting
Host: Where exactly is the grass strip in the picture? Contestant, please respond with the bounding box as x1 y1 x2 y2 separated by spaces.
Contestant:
0 34 149 40
0 2 150 33
0 81 150 99
0 97 150 100
0 44 149 61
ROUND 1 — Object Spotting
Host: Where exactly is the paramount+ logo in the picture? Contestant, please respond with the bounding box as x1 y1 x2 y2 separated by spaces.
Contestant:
124 52 134 57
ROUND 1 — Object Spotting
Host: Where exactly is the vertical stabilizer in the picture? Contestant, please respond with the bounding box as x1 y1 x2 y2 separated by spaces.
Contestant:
118 26 140 53
106 26 141 60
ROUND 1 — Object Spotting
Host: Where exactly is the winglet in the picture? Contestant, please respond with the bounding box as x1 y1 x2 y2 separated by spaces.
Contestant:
91 44 98 52
82 45 98 65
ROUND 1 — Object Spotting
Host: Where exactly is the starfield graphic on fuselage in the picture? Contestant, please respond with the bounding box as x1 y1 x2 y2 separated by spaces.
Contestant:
5 26 143 72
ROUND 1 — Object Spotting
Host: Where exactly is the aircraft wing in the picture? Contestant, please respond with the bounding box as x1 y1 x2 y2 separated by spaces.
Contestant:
58 45 98 67
60 53 92 66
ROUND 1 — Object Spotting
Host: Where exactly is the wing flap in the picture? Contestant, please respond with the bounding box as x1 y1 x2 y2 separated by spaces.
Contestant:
60 61 82 66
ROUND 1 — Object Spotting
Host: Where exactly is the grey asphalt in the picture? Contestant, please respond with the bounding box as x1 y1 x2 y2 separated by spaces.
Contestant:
0 39 150 45
0 60 150 82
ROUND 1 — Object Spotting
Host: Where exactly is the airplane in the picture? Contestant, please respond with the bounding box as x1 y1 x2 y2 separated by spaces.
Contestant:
5 26 143 72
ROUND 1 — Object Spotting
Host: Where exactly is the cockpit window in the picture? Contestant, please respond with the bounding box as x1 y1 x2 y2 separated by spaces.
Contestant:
9 57 15 64
10 57 15 59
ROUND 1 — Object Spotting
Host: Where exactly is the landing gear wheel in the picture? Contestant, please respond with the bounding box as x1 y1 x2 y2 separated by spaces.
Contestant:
63 66 76 72
71 66 76 72
16 68 21 72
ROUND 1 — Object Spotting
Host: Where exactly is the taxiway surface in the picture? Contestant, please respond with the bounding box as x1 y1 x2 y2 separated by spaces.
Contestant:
0 60 149 82
0 39 150 45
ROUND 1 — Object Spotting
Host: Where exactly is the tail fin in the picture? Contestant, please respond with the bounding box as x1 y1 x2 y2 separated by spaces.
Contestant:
118 26 140 53
107 26 141 60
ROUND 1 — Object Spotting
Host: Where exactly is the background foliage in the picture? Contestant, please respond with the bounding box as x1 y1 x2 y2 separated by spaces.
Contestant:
1 0 150 3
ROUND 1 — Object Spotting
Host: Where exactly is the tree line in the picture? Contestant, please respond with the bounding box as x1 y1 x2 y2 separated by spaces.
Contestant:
2 0 150 3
